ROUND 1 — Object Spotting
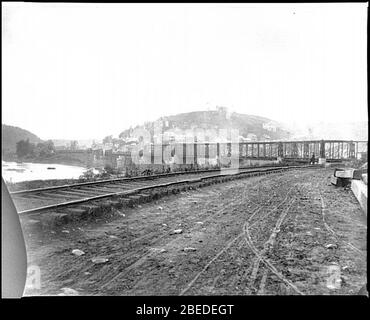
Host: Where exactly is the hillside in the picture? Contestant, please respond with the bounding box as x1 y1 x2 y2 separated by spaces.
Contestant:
119 108 291 141
2 124 42 155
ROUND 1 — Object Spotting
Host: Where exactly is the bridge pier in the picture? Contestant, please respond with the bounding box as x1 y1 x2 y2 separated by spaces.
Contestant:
205 143 209 166
349 141 356 159
278 142 283 158
318 140 326 165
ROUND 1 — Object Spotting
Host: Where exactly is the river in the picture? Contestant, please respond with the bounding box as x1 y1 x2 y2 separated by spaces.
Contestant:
2 161 94 183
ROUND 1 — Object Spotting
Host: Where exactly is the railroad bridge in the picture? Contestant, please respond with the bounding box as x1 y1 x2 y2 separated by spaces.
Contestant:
237 139 367 162
96 139 367 170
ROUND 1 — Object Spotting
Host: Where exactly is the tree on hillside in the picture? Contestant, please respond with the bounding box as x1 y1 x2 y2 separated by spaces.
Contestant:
119 126 134 140
34 140 55 157
16 139 35 158
103 135 113 144
45 140 55 151
119 131 129 139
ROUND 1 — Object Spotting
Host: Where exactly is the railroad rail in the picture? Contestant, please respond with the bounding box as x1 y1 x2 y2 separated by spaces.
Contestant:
11 165 318 216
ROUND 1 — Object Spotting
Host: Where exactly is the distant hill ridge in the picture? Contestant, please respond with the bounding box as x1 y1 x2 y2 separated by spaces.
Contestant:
119 109 291 141
2 124 42 154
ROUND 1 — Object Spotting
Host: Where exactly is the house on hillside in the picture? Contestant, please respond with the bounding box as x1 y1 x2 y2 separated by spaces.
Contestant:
239 136 249 142
102 142 113 152
262 121 278 132
246 133 258 141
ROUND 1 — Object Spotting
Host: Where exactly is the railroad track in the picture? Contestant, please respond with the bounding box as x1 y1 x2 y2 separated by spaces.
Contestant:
11 165 317 216
99 172 286 295
178 177 302 295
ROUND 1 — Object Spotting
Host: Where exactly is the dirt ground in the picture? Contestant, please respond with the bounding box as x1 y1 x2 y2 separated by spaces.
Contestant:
22 168 367 296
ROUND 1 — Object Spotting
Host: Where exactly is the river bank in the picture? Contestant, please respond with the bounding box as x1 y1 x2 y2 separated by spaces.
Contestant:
2 160 105 186
2 153 89 168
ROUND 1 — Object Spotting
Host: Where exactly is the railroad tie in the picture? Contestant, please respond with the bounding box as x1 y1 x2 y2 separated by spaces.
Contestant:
64 208 88 220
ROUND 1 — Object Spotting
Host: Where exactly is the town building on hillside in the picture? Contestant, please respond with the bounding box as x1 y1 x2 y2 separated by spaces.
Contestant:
246 133 258 141
91 142 104 151
102 142 113 152
216 106 228 114
262 121 278 132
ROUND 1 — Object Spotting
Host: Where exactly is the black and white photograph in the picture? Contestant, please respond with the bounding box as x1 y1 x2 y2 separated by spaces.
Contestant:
1 2 368 299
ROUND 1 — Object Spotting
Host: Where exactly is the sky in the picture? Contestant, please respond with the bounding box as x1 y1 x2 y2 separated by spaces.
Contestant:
2 3 368 140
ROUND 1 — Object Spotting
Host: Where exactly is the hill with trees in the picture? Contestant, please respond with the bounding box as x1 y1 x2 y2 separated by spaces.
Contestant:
118 108 291 142
2 124 85 166
2 124 42 155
